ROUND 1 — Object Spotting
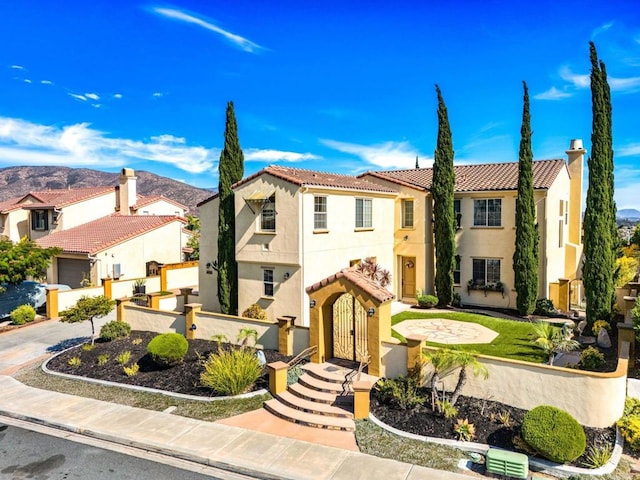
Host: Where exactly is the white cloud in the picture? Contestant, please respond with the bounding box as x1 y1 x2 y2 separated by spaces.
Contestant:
85 93 100 100
40 80 53 85
321 139 425 169
151 134 186 144
68 93 87 102
0 116 216 174
91 104 102 108
534 86 573 100
592 21 614 38
152 92 163 98
113 93 123 99
244 148 320 163
617 142 640 157
151 6 264 53
23 79 32 84
10 65 24 70
609 75 640 92
559 67 590 88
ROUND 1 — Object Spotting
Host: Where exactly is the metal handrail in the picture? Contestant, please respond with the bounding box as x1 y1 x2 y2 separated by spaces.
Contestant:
341 353 370 396
287 345 318 369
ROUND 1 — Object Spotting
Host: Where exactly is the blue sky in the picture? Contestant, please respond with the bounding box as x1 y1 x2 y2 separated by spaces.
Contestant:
1 1 639 209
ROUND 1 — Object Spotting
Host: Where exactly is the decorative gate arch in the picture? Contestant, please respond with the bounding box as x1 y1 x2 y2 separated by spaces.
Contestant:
306 267 394 376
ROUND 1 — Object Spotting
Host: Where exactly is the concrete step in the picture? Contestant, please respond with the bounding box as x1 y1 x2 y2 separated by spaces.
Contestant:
288 382 337 404
298 373 348 395
277 391 353 419
302 362 352 384
264 399 355 432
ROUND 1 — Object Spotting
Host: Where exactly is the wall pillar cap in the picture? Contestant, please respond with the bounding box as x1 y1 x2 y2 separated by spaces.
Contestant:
406 334 428 343
267 361 288 371
352 380 374 391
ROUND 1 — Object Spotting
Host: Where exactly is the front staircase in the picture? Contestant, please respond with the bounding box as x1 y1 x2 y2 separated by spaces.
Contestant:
264 362 372 432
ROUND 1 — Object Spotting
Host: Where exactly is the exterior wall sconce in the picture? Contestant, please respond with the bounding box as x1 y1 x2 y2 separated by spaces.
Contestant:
190 323 197 331
310 299 316 308
367 307 375 317
283 272 290 280
403 235 409 241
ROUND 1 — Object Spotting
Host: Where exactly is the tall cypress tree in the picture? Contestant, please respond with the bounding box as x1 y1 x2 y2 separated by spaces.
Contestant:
513 81 539 315
432 85 456 306
217 101 244 315
583 42 615 326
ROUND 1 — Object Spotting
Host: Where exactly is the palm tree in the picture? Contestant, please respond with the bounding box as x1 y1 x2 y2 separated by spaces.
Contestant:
422 348 457 409
531 322 580 366
448 350 488 406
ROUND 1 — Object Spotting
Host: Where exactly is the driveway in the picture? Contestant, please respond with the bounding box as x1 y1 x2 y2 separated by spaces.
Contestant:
0 311 115 375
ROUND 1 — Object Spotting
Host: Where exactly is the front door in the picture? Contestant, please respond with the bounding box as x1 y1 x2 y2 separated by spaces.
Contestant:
332 293 368 362
402 257 416 298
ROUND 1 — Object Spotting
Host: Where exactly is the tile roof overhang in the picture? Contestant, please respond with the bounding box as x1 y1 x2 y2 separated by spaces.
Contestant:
306 267 395 304
35 214 186 255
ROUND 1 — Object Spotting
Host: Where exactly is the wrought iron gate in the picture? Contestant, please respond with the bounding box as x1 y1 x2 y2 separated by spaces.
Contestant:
332 293 368 362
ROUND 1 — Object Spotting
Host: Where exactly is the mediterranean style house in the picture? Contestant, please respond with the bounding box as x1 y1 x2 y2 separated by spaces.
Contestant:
198 139 585 324
1 168 190 287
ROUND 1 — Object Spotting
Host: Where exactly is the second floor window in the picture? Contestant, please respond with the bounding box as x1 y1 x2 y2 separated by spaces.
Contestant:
454 199 461 229
453 255 461 284
472 258 501 285
261 196 276 232
314 196 327 230
402 199 414 228
263 268 274 297
355 198 372 229
32 210 48 231
473 199 501 227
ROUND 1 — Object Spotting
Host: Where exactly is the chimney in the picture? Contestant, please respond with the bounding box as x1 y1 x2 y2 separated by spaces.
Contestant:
118 168 137 215
565 139 585 246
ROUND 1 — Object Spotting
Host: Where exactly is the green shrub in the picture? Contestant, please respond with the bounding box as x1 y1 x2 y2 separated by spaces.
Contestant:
97 354 109 366
416 292 438 308
10 304 36 325
287 364 304 385
624 397 640 417
147 333 189 368
242 303 267 320
617 414 640 452
82 343 95 351
451 292 462 308
123 363 139 377
453 418 475 441
375 377 425 410
68 356 81 367
99 321 132 341
591 320 610 335
534 298 556 316
582 444 613 468
521 405 586 463
579 346 605 370
200 347 262 395
115 350 131 365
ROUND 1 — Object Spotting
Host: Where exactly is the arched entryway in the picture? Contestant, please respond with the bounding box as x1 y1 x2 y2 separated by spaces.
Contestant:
306 267 394 376
332 293 368 362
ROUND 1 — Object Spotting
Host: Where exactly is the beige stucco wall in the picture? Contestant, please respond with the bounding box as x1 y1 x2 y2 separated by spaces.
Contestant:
198 197 220 313
165 265 198 290
425 344 627 428
136 199 186 217
194 310 278 349
111 277 162 299
1 209 29 242
380 339 408 378
543 168 571 290
124 305 187 334
57 285 104 311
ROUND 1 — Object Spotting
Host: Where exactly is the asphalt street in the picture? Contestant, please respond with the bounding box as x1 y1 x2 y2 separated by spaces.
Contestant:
0 418 258 480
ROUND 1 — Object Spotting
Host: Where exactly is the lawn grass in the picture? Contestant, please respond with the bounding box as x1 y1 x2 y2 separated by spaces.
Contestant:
391 310 549 363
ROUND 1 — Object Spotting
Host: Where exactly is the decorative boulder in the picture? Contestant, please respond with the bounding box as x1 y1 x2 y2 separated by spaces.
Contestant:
597 329 612 348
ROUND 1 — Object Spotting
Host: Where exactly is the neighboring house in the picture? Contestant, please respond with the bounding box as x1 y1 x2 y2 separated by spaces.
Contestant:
0 195 30 242
36 214 189 288
360 139 585 309
198 165 397 327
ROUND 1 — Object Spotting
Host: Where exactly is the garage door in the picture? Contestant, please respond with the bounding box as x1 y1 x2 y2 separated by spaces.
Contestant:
58 258 91 288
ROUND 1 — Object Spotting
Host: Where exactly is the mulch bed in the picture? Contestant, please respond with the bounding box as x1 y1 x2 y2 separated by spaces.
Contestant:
46 330 292 397
371 386 616 468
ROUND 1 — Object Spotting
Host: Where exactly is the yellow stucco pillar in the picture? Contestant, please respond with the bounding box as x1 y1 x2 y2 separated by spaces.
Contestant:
115 298 130 322
558 278 570 312
102 277 113 299
277 316 295 356
618 323 635 368
184 303 201 339
309 296 322 364
624 296 637 323
148 292 161 310
45 286 59 319
268 361 289 396
352 380 373 420
159 265 167 292
406 334 427 379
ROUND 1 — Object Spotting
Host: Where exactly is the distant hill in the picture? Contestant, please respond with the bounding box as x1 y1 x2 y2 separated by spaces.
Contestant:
617 209 640 220
0 166 214 215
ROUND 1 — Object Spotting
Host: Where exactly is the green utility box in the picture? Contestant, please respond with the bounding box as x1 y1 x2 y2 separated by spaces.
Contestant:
485 448 529 479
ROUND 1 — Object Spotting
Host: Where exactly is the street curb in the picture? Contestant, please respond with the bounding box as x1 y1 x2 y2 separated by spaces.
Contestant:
369 413 624 477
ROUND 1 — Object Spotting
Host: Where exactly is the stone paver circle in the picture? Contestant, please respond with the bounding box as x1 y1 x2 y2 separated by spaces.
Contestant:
392 318 498 345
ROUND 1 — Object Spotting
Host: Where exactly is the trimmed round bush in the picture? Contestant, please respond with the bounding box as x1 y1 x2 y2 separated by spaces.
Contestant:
99 320 131 341
10 304 36 325
147 333 188 367
521 405 586 463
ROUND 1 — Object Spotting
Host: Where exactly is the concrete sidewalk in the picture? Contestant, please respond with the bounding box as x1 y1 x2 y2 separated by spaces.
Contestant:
0 375 474 480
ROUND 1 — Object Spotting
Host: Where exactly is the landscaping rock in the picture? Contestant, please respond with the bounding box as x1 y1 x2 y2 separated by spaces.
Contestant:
597 329 612 348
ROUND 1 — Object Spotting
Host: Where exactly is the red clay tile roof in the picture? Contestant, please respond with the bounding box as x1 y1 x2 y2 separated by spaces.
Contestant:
20 187 114 209
132 195 188 212
362 159 567 192
236 165 397 194
0 195 26 214
35 214 186 255
306 267 395 304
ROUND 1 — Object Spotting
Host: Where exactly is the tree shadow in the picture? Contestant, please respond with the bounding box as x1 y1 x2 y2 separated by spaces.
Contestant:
47 337 90 353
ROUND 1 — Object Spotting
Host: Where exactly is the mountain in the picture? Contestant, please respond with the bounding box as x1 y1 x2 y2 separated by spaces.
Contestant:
617 209 640 220
0 166 215 215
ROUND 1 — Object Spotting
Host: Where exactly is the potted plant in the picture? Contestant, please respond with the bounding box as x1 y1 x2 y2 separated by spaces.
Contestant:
133 278 146 295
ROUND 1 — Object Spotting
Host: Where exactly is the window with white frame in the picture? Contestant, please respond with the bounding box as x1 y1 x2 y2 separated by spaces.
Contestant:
263 268 274 297
260 195 276 232
401 199 414 228
473 199 501 227
453 255 461 284
314 196 327 230
32 210 48 231
355 198 372 229
454 199 461 229
472 258 501 285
